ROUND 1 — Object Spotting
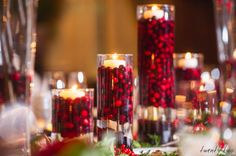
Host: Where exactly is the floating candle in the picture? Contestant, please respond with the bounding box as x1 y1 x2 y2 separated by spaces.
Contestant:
177 52 198 68
60 86 85 99
143 5 164 19
103 54 126 68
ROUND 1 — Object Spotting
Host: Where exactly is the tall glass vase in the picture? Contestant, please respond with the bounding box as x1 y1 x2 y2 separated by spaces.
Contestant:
97 54 133 148
214 0 236 147
0 0 38 155
137 4 176 145
0 0 37 105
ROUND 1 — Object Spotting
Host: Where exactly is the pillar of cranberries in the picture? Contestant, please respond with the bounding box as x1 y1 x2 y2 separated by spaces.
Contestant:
137 4 176 144
97 54 133 148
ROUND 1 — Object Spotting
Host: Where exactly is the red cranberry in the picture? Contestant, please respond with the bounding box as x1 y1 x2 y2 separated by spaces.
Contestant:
218 139 225 149
83 119 89 126
11 71 21 81
81 110 88 118
115 100 122 107
64 122 74 129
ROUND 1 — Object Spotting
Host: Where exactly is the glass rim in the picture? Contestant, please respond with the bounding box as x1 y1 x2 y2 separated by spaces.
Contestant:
97 54 133 57
137 4 175 9
45 70 85 73
52 88 94 92
173 53 204 59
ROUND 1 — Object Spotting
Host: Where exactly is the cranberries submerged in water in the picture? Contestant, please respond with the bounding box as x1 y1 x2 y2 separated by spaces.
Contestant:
175 67 201 81
97 65 133 147
0 70 30 104
52 95 93 138
138 16 175 143
138 17 175 108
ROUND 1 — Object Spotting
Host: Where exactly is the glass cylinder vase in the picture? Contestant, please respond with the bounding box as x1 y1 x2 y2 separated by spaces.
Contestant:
0 0 38 155
174 53 204 125
51 88 94 142
97 54 133 148
213 1 236 150
0 0 37 105
137 4 176 145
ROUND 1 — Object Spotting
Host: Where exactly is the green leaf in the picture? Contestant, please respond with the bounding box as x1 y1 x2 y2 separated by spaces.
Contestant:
94 134 116 156
132 140 141 148
163 151 178 156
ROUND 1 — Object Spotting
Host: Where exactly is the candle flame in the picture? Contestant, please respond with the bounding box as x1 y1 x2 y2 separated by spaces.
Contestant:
112 53 118 60
71 84 78 90
152 5 158 11
185 52 192 59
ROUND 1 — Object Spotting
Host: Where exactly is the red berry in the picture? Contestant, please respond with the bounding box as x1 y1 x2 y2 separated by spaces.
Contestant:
81 110 88 118
218 139 225 149
115 100 122 107
64 122 74 128
83 119 89 126
11 72 21 80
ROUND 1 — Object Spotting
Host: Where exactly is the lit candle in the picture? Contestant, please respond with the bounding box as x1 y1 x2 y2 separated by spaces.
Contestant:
177 52 198 68
103 54 126 68
143 5 164 19
60 85 85 99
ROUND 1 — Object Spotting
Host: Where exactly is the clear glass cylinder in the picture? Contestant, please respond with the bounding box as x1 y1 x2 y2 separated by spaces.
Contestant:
174 53 203 129
174 53 203 116
174 53 203 81
214 0 236 129
97 54 133 148
51 88 94 142
0 0 37 105
0 0 38 155
137 4 176 145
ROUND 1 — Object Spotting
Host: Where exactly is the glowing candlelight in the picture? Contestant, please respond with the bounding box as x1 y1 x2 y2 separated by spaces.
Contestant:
143 5 164 19
177 52 198 68
103 53 126 68
60 85 85 99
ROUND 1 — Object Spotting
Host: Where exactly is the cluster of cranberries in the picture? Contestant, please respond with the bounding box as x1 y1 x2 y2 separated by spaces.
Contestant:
137 16 175 144
138 16 175 108
114 144 136 156
0 70 30 104
175 67 201 81
10 71 30 102
97 65 133 146
52 95 92 138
